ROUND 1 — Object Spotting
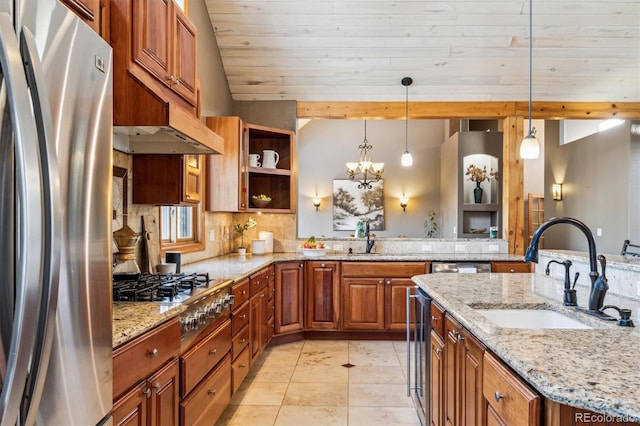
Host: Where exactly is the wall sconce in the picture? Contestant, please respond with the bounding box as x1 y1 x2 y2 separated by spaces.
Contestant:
400 196 409 212
552 184 563 201
312 195 322 211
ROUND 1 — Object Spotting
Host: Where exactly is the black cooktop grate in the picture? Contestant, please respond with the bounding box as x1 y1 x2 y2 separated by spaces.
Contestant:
112 272 209 302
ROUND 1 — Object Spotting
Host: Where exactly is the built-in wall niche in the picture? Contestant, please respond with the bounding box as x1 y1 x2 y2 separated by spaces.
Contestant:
462 154 499 205
462 210 498 235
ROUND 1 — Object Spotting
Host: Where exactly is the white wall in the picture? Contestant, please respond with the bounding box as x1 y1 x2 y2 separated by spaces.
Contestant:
297 119 444 238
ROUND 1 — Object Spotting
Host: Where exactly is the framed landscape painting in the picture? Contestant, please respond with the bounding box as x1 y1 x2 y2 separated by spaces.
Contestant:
333 179 384 231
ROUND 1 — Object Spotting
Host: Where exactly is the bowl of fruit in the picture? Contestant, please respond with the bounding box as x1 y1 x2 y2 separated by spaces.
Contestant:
251 194 272 208
300 236 327 257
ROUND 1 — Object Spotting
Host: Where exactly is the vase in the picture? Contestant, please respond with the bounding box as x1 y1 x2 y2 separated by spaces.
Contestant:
238 247 246 256
473 182 483 204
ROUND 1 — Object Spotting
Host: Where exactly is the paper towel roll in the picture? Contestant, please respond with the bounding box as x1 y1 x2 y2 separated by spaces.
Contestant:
258 231 274 253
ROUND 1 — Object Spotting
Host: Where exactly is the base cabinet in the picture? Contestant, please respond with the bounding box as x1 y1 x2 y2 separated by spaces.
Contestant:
306 261 341 330
274 262 304 334
430 330 445 426
179 355 231 426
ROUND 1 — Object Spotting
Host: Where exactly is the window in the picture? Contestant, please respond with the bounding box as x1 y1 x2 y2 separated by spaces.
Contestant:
160 203 204 252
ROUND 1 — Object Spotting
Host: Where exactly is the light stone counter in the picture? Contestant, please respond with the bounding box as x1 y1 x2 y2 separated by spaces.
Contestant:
111 252 525 348
413 272 640 420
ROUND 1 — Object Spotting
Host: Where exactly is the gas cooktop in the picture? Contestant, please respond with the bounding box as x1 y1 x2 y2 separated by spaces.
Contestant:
112 272 219 304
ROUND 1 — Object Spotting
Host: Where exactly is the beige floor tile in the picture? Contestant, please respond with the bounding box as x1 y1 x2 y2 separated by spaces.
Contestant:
302 340 349 352
216 405 280 425
259 348 302 366
348 340 401 366
348 383 415 407
291 364 349 383
248 364 296 382
348 406 420 426
298 350 349 366
282 382 348 406
268 340 305 352
275 406 348 426
229 381 289 406
348 365 407 384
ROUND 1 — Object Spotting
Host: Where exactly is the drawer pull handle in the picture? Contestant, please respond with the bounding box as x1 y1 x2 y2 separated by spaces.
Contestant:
494 391 504 402
143 388 151 398
209 349 217 356
239 339 246 343
208 389 217 396
239 314 246 319
431 316 438 322
149 348 158 358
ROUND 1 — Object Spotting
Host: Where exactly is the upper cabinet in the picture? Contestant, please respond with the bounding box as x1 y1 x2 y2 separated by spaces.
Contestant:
62 0 110 40
110 0 224 155
132 154 203 205
205 117 296 214
131 0 197 106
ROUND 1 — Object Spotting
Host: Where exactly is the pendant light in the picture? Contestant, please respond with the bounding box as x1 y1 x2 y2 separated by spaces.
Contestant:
401 77 414 167
520 0 540 159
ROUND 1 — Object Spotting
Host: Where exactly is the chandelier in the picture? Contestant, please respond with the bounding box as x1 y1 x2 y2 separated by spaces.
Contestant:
346 120 384 189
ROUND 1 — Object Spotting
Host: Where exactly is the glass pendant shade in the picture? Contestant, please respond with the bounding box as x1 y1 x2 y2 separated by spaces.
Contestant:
520 131 540 159
401 151 413 167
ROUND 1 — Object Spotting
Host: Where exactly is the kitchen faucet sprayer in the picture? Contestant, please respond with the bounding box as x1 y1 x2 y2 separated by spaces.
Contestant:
524 217 607 312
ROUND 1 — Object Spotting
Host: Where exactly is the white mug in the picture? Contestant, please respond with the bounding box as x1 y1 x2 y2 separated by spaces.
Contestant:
249 153 261 167
262 150 279 169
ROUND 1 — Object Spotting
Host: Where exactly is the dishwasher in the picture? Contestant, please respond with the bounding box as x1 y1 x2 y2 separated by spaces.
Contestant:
431 261 492 273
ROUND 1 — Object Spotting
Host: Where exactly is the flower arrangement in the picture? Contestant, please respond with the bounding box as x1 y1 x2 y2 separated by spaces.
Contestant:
233 217 257 248
465 164 499 183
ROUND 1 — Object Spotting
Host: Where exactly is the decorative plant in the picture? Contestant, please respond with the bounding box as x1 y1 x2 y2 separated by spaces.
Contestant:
424 209 439 238
465 164 498 183
233 217 257 248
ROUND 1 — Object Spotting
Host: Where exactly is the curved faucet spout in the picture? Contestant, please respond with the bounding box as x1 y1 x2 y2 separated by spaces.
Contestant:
524 217 599 287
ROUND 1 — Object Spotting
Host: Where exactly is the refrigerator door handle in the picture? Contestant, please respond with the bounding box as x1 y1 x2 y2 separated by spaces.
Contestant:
19 26 62 426
0 12 46 426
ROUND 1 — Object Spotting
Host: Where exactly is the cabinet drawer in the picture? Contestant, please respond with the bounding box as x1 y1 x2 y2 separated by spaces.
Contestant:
180 319 231 397
342 261 427 277
232 324 250 358
492 262 532 273
113 317 180 400
430 302 445 338
483 352 540 426
232 346 251 394
232 301 250 335
232 279 250 310
180 354 231 426
249 270 266 295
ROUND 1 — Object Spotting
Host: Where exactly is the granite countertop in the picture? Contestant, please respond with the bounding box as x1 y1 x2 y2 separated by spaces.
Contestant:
412 272 640 419
111 252 525 348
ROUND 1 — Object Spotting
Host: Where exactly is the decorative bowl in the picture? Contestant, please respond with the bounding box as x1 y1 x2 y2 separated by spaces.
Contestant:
301 248 328 257
251 197 272 208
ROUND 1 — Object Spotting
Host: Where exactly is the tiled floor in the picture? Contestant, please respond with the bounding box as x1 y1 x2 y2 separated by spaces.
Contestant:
216 340 420 426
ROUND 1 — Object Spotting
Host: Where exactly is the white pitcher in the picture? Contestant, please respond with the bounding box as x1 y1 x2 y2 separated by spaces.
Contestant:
262 150 280 169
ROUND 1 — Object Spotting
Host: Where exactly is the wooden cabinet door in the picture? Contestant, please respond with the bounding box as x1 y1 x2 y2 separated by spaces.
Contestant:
183 155 202 203
249 291 263 363
205 117 245 211
274 262 304 334
306 261 340 329
132 0 172 84
430 330 445 426
172 4 197 105
342 278 384 330
148 358 179 426
444 315 461 426
491 261 532 273
112 382 148 426
460 329 486 426
384 277 415 331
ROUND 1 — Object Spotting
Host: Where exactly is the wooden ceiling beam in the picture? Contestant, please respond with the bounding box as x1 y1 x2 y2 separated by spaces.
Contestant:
297 101 640 120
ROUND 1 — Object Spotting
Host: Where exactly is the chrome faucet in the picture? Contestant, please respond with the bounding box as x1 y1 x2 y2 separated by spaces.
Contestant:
365 221 375 254
524 217 608 313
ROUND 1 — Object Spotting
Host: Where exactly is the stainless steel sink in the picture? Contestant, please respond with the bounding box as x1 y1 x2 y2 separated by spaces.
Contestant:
475 309 592 329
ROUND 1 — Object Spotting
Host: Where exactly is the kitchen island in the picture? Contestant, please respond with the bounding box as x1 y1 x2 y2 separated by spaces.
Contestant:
412 272 640 421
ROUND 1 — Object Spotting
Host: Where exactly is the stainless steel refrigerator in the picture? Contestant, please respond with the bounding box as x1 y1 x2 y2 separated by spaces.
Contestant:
0 0 113 424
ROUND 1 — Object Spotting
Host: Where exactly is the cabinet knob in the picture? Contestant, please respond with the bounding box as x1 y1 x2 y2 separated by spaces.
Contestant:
385 279 391 285
208 389 217 396
143 388 151 398
431 316 438 322
148 348 158 358
240 363 247 368
152 383 161 392
239 339 246 343
300 263 303 268
378 280 383 284
209 349 217 356
239 314 246 319
435 348 442 356
242 290 246 295
320 263 326 268
494 391 504 402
